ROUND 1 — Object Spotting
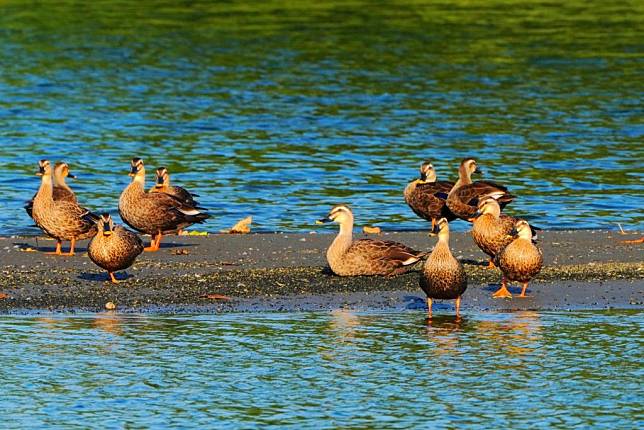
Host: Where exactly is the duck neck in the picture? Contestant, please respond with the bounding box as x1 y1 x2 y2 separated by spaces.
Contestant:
327 219 353 262
456 164 472 187
54 175 72 193
36 173 54 202
131 170 146 188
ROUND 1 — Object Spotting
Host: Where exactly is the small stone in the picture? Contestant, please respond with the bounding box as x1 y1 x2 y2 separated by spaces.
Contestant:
105 301 116 310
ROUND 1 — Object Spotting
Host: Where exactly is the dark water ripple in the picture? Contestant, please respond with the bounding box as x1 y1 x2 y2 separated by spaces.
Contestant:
0 311 641 428
0 1 642 234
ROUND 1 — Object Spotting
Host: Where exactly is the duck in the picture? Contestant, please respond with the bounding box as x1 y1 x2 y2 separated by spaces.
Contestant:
25 161 77 218
87 213 144 284
149 166 200 207
404 161 456 230
471 197 517 269
118 158 210 251
446 158 515 221
316 205 427 276
495 219 543 298
149 166 202 235
31 160 98 255
420 217 467 317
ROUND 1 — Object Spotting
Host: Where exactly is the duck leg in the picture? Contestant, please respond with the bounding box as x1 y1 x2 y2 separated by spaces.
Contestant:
45 240 63 255
144 232 162 252
455 296 461 318
62 238 76 256
492 278 513 299
518 282 529 298
108 272 119 284
426 297 433 318
486 259 496 269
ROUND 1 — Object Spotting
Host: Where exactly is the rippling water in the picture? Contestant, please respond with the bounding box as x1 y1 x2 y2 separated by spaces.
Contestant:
0 1 642 234
0 310 641 428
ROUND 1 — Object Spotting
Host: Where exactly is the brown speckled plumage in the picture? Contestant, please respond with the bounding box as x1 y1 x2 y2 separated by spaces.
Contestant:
31 160 97 250
320 205 427 276
149 167 200 207
420 220 467 301
119 159 209 237
88 214 144 282
404 161 455 225
498 228 543 283
471 199 516 261
405 180 455 225
446 158 514 220
25 162 77 219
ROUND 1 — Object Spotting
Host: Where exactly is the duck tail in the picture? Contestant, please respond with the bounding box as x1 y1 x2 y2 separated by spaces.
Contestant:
81 210 101 223
176 208 210 224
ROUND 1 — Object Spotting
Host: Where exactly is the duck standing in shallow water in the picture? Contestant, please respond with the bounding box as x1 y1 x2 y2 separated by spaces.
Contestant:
404 161 456 230
31 160 98 255
119 158 210 251
446 158 514 221
25 161 78 219
420 217 467 317
496 220 543 298
88 214 144 284
317 205 427 276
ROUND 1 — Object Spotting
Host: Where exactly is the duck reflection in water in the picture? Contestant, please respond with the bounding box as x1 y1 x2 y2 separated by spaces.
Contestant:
328 308 361 343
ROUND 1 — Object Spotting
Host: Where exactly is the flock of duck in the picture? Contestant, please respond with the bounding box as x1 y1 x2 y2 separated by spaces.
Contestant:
318 157 542 316
26 157 542 316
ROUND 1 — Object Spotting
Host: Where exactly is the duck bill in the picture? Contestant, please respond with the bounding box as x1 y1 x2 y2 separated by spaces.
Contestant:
430 224 440 235
315 217 333 225
156 176 164 185
509 227 518 236
472 210 483 219
474 167 484 175
36 166 45 176
103 225 113 237
128 167 138 177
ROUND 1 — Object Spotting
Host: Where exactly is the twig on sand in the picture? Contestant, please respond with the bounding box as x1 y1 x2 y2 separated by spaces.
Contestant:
621 237 644 244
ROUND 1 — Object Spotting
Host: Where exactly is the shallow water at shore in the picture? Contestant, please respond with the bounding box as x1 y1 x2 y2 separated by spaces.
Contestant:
0 310 641 428
1 0 643 235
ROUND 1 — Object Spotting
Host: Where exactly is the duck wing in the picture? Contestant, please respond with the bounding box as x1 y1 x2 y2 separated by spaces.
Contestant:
352 239 427 265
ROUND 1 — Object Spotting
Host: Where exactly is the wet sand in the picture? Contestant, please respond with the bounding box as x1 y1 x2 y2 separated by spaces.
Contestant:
0 230 642 313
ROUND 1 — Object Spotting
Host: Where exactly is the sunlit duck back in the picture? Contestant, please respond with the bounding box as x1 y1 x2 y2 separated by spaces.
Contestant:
87 213 144 284
446 158 514 221
404 160 456 230
31 159 97 255
496 219 543 299
118 158 209 252
317 205 427 276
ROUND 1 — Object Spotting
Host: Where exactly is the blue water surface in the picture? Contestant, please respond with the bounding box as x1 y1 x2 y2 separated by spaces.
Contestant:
0 310 641 429
0 0 642 234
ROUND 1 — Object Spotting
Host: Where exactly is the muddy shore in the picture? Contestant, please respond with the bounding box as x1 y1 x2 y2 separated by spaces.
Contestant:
0 230 642 313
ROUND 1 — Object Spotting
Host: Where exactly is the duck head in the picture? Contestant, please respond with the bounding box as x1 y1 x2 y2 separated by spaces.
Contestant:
419 161 437 183
316 205 354 228
129 157 145 182
460 157 483 179
472 197 501 219
431 218 449 237
511 219 533 240
36 159 51 176
154 167 169 188
98 213 115 237
54 162 76 180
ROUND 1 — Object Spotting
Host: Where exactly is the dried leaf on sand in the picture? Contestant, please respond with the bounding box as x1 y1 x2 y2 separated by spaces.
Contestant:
363 226 381 234
223 216 252 234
